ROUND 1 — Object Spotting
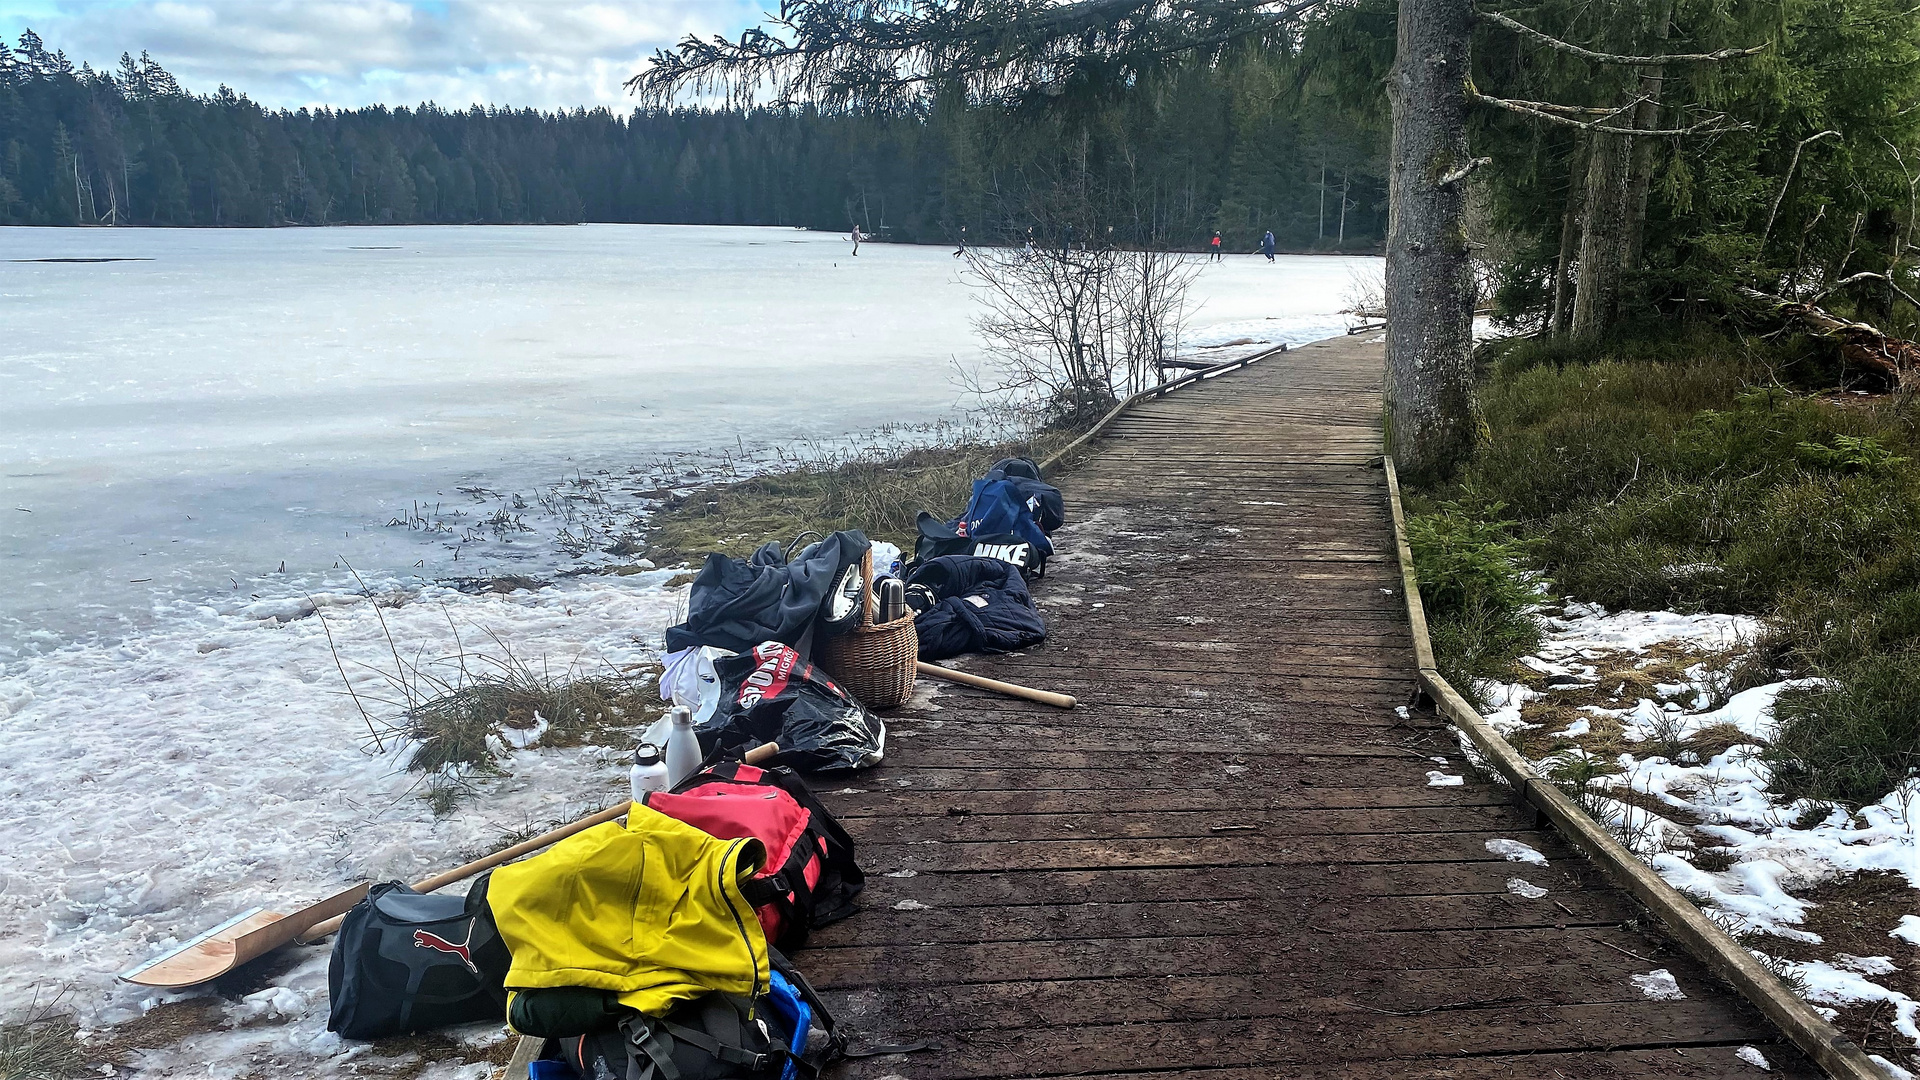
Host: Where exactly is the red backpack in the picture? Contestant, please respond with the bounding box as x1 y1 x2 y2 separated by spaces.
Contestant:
643 761 864 950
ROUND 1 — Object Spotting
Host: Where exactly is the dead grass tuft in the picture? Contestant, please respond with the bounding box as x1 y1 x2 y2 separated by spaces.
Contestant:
0 1009 87 1080
642 431 1083 566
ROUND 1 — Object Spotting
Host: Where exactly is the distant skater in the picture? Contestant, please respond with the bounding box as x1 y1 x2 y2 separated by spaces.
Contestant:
851 224 862 256
1261 230 1276 262
953 225 968 258
1209 231 1223 262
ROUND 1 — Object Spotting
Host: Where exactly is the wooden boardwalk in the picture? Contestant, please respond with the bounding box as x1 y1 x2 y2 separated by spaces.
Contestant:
804 334 1820 1079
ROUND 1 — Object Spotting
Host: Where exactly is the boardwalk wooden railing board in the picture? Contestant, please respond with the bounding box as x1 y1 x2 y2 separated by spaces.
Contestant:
798 335 1823 1080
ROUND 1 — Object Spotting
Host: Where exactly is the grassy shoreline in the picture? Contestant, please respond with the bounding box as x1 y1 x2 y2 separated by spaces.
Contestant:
639 427 1086 567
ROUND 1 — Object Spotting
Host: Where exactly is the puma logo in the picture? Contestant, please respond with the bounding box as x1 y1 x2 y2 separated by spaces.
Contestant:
413 923 478 974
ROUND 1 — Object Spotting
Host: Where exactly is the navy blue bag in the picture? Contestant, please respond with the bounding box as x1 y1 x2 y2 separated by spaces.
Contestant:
983 457 1064 535
913 459 1064 577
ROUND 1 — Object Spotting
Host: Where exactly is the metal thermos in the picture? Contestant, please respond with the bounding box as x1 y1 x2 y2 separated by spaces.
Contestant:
879 578 908 622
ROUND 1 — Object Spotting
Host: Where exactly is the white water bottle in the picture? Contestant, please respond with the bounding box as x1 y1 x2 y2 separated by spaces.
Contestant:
664 705 702 787
630 743 670 803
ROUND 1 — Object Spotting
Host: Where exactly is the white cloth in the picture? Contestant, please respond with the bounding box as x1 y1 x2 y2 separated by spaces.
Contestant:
658 645 735 725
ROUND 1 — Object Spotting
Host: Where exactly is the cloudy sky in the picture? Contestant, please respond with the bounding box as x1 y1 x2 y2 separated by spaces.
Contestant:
0 0 764 110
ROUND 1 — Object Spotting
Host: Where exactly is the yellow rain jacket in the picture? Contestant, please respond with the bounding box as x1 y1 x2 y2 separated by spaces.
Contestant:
487 803 770 1018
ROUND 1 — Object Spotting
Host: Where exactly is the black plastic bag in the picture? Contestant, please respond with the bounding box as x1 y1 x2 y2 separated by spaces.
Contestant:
665 531 870 655
699 642 886 772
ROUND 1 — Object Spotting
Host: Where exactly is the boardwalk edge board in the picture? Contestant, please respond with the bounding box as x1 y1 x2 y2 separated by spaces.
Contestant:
1382 455 1886 1080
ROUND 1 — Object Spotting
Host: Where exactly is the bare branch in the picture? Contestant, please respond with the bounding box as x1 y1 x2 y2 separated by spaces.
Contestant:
1470 91 1745 136
1760 130 1841 247
1817 271 1920 313
1477 10 1769 65
1439 156 1493 185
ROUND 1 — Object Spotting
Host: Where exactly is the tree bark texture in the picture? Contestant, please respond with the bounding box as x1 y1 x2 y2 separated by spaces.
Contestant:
1385 0 1479 478
1622 0 1675 271
1571 0 1668 338
1571 127 1634 336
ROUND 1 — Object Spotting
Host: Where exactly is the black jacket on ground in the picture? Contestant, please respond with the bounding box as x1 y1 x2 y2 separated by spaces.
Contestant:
907 555 1046 660
664 531 869 655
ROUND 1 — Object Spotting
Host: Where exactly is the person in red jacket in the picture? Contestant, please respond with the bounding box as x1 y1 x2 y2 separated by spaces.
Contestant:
1209 231 1223 262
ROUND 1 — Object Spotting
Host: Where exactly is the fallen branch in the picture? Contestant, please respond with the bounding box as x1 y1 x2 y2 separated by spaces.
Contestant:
1740 285 1920 391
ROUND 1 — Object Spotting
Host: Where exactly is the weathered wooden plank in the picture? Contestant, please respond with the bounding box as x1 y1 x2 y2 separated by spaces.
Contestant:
858 829 1576 874
835 803 1526 842
804 333 1795 1080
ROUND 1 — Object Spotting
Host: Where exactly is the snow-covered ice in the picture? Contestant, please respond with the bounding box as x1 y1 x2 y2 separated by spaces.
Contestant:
0 576 682 1035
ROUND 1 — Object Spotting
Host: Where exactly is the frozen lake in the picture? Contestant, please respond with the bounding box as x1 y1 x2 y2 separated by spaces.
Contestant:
0 224 1378 1063
2 224 1379 656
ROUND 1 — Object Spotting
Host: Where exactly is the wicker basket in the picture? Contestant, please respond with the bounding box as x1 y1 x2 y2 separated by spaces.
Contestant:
818 550 918 709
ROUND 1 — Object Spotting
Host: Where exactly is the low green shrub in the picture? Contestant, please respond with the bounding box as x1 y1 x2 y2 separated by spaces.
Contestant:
1768 655 1920 805
1405 500 1544 698
1419 324 1920 806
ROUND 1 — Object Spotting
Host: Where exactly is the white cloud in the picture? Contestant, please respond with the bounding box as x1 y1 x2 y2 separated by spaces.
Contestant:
0 0 761 110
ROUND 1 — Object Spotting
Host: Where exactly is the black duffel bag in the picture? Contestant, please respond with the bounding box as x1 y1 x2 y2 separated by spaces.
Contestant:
326 875 510 1040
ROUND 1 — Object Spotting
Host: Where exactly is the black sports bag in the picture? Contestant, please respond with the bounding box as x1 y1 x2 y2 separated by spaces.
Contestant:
557 956 842 1080
326 876 510 1040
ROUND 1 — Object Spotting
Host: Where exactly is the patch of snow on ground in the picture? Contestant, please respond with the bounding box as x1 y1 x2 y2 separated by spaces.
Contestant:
1494 599 1920 1067
1631 969 1687 1001
1735 1045 1771 1070
1506 878 1548 899
1485 839 1549 866
1538 602 1759 654
1761 954 1920 1042
1895 915 1920 946
1426 771 1464 787
1875 1054 1918 1080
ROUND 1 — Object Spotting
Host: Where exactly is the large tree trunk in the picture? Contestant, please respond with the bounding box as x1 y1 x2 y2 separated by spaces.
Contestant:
1622 0 1674 271
1571 0 1669 338
1570 128 1633 337
1385 0 1479 479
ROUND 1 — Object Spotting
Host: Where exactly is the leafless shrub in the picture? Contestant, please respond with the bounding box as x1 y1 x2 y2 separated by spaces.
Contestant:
961 240 1201 427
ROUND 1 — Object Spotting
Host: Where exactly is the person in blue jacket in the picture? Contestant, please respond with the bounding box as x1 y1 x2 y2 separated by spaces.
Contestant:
1261 230 1277 262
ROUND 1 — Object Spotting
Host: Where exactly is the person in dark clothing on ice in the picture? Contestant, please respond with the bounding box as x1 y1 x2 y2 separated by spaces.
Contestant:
1261 230 1276 262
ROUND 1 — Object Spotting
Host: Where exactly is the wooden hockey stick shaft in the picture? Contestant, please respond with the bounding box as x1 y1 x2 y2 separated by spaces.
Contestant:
305 800 632 939
915 662 1077 708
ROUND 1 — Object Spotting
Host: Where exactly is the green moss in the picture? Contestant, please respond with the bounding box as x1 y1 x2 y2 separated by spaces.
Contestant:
1418 325 1920 806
